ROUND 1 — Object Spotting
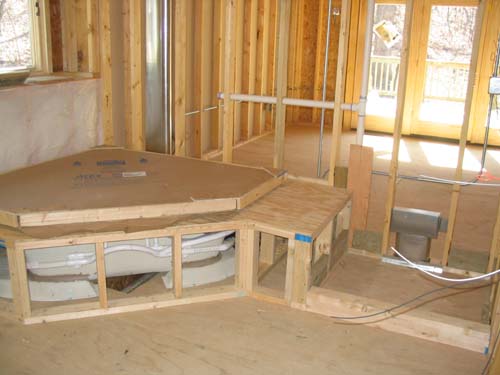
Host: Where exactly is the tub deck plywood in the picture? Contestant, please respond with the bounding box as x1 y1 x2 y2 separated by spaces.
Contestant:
6 180 350 247
0 148 283 227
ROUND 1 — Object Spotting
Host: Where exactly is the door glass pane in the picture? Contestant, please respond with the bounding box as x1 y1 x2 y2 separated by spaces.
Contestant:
367 4 406 118
419 5 477 125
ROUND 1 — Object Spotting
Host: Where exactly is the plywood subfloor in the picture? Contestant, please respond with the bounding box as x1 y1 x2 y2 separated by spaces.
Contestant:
322 252 491 324
0 297 486 374
218 125 500 263
0 148 278 217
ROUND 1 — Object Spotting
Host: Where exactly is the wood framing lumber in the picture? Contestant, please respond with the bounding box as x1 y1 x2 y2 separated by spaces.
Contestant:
174 0 187 156
327 0 351 186
5 243 22 319
303 287 490 353
86 0 100 73
199 0 214 156
441 0 487 265
347 145 373 247
284 238 295 303
14 248 31 320
25 287 244 325
259 0 272 134
380 0 415 255
172 233 183 298
237 229 259 292
130 0 146 151
233 0 245 143
273 0 292 169
290 238 312 305
260 232 277 265
61 0 78 72
95 242 108 308
214 0 225 151
99 0 114 145
223 0 237 163
487 195 500 272
246 0 259 140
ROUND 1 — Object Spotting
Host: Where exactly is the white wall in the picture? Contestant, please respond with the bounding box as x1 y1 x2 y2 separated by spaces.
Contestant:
0 79 101 174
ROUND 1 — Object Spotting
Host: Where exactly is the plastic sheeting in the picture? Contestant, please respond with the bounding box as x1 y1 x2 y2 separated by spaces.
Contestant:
0 79 101 174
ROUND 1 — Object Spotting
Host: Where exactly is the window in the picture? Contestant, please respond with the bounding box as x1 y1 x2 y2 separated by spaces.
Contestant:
0 0 51 74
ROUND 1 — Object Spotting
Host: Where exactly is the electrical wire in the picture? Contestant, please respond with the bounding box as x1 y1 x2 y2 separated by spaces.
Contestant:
391 247 500 282
328 279 490 321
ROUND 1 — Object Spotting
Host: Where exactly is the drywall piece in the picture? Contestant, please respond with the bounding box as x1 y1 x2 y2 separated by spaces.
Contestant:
0 148 282 227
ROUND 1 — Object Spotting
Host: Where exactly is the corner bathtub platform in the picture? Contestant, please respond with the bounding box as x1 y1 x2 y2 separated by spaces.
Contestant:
0 149 491 357
0 148 351 325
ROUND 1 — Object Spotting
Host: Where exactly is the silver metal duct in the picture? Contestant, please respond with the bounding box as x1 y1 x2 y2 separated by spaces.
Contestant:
145 0 173 154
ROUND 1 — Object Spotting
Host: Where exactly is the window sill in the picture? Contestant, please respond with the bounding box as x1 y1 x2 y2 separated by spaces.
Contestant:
0 72 98 90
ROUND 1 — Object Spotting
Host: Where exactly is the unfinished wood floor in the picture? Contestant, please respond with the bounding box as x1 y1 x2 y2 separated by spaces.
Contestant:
323 252 490 323
215 125 500 266
0 297 486 374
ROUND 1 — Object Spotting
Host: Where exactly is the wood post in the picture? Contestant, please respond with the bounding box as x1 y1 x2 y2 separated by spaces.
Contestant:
380 0 415 255
129 0 146 151
95 242 108 308
246 0 259 140
347 145 373 247
236 228 259 292
172 233 183 298
11 246 31 320
259 0 272 134
327 0 351 186
99 0 114 145
273 0 292 170
290 239 312 305
222 0 236 163
260 232 276 265
441 0 486 265
174 0 187 156
86 0 100 74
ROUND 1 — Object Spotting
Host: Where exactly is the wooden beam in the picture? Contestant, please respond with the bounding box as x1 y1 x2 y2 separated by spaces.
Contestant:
441 0 486 265
130 0 146 151
172 233 183 298
327 0 351 185
122 0 132 148
347 144 373 247
284 238 295 303
259 0 272 134
174 0 187 156
246 0 259 140
305 287 489 353
95 242 108 308
6 242 23 319
380 0 415 255
86 0 100 73
99 0 114 145
222 0 236 163
272 0 292 170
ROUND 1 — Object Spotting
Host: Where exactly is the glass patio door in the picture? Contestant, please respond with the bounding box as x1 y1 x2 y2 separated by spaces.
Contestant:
409 0 478 139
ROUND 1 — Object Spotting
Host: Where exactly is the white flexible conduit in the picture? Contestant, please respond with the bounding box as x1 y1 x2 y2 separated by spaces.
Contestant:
391 246 500 282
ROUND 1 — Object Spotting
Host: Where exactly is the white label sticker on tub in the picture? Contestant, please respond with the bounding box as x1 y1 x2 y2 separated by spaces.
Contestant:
122 171 147 178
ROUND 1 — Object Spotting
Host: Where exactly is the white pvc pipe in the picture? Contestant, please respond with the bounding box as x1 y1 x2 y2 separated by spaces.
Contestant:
356 0 376 145
218 92 360 112
282 97 334 109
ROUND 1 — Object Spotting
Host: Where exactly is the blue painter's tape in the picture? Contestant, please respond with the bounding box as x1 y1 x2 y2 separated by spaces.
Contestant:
294 233 313 243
